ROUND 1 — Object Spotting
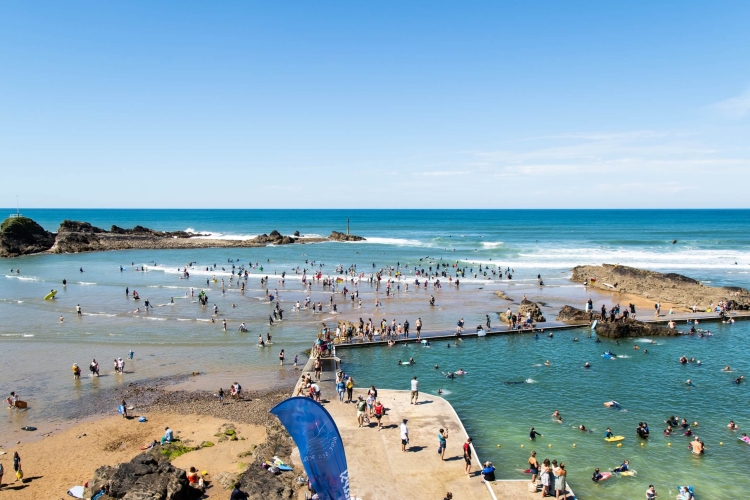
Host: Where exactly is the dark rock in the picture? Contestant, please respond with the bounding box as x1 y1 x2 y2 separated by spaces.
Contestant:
500 299 545 323
269 230 282 237
84 450 201 500
293 231 300 237
328 231 365 242
238 419 300 500
58 220 105 233
594 318 679 338
0 216 56 257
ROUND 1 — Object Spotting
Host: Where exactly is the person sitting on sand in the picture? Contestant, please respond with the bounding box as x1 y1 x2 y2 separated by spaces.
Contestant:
187 466 204 490
161 426 174 445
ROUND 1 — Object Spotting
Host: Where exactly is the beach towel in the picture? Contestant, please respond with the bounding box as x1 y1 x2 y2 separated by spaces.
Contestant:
67 485 85 498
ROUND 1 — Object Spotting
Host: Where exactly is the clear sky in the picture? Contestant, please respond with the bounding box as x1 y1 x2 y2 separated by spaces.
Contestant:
1 2 749 208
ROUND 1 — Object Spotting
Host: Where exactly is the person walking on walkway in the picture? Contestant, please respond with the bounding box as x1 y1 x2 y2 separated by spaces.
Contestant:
438 428 449 460
463 437 473 477
410 376 419 405
400 419 409 452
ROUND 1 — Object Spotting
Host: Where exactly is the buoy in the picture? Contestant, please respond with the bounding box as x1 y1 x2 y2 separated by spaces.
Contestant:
641 442 644 447
572 444 576 447
720 442 724 446
521 444 525 448
497 444 501 447
548 444 552 448
668 443 672 447
617 443 622 447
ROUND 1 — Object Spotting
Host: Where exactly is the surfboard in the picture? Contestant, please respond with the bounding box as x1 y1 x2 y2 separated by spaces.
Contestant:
21 426 37 431
44 290 57 300
591 319 598 330
619 470 637 476
605 436 625 442
598 472 612 481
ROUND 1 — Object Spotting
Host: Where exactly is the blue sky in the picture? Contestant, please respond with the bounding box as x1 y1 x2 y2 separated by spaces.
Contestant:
1 2 749 208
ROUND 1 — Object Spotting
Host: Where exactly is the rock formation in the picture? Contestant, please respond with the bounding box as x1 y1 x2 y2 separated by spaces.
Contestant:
594 318 680 338
555 305 602 324
572 264 750 310
493 291 513 301
328 231 365 242
500 299 546 323
237 419 302 500
0 217 56 257
0 216 367 257
84 450 201 500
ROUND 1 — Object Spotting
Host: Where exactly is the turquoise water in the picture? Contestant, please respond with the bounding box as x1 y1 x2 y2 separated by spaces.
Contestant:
338 324 749 499
1 209 749 497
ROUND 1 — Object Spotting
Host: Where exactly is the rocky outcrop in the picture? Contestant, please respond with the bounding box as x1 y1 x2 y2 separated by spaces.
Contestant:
494 291 513 301
572 264 750 310
594 318 680 338
1 216 367 256
556 305 601 324
84 450 201 500
0 217 56 257
500 299 545 323
238 419 303 500
253 231 297 245
328 231 365 242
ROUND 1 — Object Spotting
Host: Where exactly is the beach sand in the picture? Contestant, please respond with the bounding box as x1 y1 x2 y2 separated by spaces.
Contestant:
0 412 265 500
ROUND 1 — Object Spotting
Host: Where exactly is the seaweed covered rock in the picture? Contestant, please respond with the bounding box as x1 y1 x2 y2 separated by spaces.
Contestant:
0 217 56 257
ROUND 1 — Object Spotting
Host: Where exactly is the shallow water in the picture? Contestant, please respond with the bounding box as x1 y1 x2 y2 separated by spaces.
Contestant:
338 323 749 499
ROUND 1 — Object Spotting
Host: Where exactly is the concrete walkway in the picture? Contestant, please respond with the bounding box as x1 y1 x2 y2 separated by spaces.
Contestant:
302 358 492 500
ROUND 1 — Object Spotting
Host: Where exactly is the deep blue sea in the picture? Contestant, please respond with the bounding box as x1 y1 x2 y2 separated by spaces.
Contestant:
2 209 749 499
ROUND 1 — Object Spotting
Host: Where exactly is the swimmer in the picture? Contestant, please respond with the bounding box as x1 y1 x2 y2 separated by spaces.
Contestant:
725 365 731 371
579 425 591 432
434 364 439 369
584 362 591 368
728 420 739 430
455 368 466 375
735 375 745 384
544 360 551 366
634 345 640 350
442 371 455 379
686 379 694 387
573 337 578 342
438 388 443 394
552 410 563 422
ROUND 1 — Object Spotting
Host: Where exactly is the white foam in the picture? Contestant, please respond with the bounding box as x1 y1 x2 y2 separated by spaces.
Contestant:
185 228 258 240
358 237 429 247
142 317 167 321
77 282 97 285
526 378 536 384
481 242 504 248
5 275 39 281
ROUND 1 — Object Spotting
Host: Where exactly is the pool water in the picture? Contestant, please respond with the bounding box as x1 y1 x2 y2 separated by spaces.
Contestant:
338 322 749 499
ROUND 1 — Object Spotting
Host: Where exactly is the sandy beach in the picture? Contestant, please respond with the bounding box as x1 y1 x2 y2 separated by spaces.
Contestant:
0 383 293 500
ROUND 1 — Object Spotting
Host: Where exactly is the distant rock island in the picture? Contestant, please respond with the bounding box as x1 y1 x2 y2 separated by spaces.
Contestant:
0 216 366 257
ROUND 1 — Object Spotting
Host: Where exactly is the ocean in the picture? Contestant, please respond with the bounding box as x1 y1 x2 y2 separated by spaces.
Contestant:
1 209 749 498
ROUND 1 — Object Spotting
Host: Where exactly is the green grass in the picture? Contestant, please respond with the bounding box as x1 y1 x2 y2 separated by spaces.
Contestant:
200 441 215 448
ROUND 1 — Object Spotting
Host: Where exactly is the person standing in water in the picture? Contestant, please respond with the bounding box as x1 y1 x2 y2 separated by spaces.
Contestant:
279 349 285 366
